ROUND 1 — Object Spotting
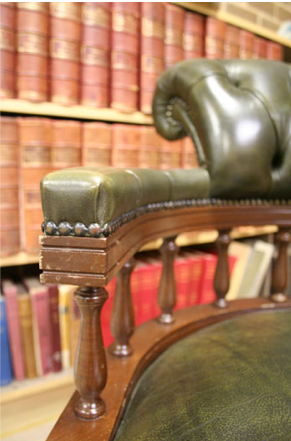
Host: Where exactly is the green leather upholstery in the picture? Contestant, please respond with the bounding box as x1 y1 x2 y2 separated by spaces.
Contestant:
153 59 291 199
114 310 291 441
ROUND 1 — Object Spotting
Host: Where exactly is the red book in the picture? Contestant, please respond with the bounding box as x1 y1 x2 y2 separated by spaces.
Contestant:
111 2 140 112
50 3 81 105
51 120 82 170
47 284 62 372
24 278 52 376
182 137 198 169
101 277 116 348
81 2 110 107
205 17 226 59
140 2 165 114
2 279 26 380
159 139 182 170
17 2 49 102
111 124 140 168
224 24 239 59
183 12 204 59
165 4 184 69
174 253 193 311
239 30 254 59
0 2 15 98
82 122 112 167
139 126 161 169
0 116 20 256
186 251 204 307
253 36 267 59
139 255 163 322
267 42 283 60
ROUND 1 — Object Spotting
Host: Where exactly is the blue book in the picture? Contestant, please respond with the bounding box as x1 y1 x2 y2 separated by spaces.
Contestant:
0 296 13 386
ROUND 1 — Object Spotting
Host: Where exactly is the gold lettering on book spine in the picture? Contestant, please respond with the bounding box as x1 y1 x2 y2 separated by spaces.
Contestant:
50 3 80 21
82 4 110 28
141 56 164 74
142 18 164 39
112 11 138 35
112 52 136 71
22 146 51 166
0 28 14 51
18 2 48 13
81 46 108 66
165 27 183 46
50 39 79 61
183 33 203 52
18 33 48 55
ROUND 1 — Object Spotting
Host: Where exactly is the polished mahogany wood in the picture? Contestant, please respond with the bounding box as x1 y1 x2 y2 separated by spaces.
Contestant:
158 236 179 324
271 228 291 302
46 298 291 441
74 286 108 419
214 229 231 308
109 258 136 357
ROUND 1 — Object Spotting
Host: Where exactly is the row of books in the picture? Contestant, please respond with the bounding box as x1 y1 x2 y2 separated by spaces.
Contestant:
0 115 198 257
0 2 284 114
1 248 238 385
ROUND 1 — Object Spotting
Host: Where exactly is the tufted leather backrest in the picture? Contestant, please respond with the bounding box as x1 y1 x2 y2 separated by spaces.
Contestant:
153 59 291 199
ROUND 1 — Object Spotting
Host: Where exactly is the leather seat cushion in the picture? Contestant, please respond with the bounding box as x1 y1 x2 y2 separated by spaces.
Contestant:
114 310 291 441
41 166 210 228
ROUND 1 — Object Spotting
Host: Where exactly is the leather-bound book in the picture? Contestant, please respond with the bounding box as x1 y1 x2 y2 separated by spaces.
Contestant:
0 2 15 98
111 2 140 112
183 12 204 59
205 17 226 59
17 2 49 102
82 122 112 167
81 2 110 107
239 30 254 59
139 126 161 169
111 124 140 168
182 137 198 169
267 42 283 61
51 120 82 169
224 24 239 59
18 117 52 253
47 284 62 372
159 139 182 170
50 3 81 105
165 4 184 69
140 2 165 114
253 36 267 59
0 116 20 256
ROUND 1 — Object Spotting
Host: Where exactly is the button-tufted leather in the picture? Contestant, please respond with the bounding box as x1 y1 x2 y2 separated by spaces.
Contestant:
153 59 291 199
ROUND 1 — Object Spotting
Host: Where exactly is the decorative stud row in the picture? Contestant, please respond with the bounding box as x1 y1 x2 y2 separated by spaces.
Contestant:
42 198 291 238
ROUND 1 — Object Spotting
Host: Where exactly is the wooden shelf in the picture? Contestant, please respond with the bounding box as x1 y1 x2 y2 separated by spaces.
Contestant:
1 252 39 267
174 2 291 49
0 99 153 125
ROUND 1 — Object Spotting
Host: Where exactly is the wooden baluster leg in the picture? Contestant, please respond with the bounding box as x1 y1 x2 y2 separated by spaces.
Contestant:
214 229 231 309
158 236 179 324
109 258 136 357
74 286 108 420
271 228 290 303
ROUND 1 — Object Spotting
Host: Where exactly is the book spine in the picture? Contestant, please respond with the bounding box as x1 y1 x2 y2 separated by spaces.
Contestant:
159 139 182 169
81 2 110 107
0 297 13 385
18 294 37 378
48 284 62 372
0 2 15 98
140 2 165 114
187 253 204 307
198 253 218 304
183 11 204 59
182 137 199 169
16 2 49 102
205 17 226 59
101 277 116 347
30 286 53 375
165 4 184 69
139 126 161 169
50 2 81 105
174 257 192 311
51 120 82 169
0 116 20 256
18 117 52 253
267 42 283 60
111 123 140 168
3 282 25 380
58 285 72 370
224 24 240 59
82 122 112 167
111 2 140 112
239 30 254 59
253 36 267 59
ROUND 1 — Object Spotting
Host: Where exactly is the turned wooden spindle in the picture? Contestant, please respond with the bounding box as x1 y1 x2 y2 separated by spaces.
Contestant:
110 258 136 357
158 236 179 324
271 228 290 303
214 229 231 309
74 286 108 420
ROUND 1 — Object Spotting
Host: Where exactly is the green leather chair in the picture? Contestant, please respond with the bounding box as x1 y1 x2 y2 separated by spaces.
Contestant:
40 60 291 441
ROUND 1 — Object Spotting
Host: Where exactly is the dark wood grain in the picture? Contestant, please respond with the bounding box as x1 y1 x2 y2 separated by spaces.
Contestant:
214 229 231 308
109 259 136 357
271 228 291 302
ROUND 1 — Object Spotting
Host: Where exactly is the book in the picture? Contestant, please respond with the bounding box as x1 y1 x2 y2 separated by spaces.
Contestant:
51 120 82 170
17 282 37 378
2 279 25 380
111 2 140 112
47 284 62 372
24 277 52 376
205 17 226 59
82 122 112 167
137 256 162 323
140 2 165 114
0 116 20 256
181 137 199 169
226 241 253 301
183 250 204 307
165 4 184 69
0 295 13 386
58 284 74 370
253 36 267 59
101 277 117 348
239 30 254 59
50 3 81 105
81 2 110 107
111 124 140 168
174 253 193 311
16 2 49 102
139 126 161 169
159 139 182 169
183 11 204 59
267 42 283 60
0 2 15 98
224 24 240 59
237 240 275 299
